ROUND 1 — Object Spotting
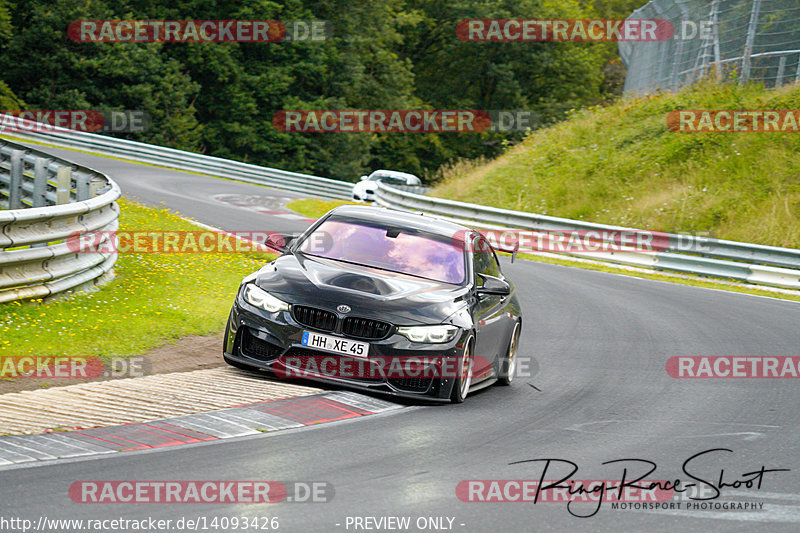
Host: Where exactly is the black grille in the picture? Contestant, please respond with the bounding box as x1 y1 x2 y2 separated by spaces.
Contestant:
293 305 337 332
241 328 282 361
343 317 393 340
389 377 432 393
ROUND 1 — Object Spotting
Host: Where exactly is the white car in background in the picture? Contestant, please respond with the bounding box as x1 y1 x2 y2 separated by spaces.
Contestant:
352 170 422 202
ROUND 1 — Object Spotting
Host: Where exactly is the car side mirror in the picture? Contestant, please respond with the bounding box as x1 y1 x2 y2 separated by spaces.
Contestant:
476 274 510 296
265 232 301 253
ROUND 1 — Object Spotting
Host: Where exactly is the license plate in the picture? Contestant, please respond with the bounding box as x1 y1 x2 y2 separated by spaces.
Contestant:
301 331 369 358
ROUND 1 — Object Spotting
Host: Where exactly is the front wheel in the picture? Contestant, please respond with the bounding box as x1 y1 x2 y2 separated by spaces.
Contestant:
497 322 520 386
450 341 473 403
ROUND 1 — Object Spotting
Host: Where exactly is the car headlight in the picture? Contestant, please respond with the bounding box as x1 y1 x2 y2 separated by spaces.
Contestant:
397 325 459 344
242 284 289 313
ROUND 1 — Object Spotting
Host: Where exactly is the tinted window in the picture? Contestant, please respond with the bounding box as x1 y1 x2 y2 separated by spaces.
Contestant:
473 238 501 283
297 219 466 284
369 172 418 184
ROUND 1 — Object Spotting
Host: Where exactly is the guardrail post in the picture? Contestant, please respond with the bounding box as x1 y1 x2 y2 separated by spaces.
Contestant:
30 157 51 248
8 150 24 209
75 171 91 201
32 157 48 207
56 166 72 205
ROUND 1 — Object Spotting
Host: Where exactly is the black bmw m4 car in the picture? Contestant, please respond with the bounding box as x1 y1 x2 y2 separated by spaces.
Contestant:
223 205 522 403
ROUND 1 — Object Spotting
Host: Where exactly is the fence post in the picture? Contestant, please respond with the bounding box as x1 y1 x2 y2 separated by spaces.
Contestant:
8 150 24 209
671 3 693 90
740 0 762 84
776 55 787 86
795 53 800 83
710 0 722 81
56 166 72 205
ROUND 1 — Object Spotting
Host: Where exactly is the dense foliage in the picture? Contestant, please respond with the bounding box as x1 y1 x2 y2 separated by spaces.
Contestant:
0 0 638 181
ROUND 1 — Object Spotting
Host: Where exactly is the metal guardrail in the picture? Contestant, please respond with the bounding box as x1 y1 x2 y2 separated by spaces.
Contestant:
3 115 798 292
374 183 800 290
0 140 120 303
0 114 354 200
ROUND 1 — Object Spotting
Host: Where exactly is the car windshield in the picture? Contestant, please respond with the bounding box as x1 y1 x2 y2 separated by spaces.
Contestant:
368 172 414 184
297 219 465 284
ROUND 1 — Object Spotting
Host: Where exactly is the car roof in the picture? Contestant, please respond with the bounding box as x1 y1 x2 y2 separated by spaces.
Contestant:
323 205 473 239
369 169 419 180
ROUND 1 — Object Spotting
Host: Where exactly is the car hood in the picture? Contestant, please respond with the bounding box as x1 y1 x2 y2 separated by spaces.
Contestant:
254 253 469 324
353 182 375 193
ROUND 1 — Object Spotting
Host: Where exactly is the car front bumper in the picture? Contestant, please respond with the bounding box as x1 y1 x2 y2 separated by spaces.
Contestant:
223 297 468 402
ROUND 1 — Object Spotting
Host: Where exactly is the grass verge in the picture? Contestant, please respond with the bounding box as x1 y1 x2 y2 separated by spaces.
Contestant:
0 199 276 359
432 80 800 248
286 198 359 219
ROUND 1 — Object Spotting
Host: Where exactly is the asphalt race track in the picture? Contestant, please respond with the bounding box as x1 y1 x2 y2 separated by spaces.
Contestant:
2 145 799 532
16 143 315 236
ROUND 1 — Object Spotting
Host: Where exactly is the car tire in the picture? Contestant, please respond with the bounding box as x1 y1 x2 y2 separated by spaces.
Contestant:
450 340 474 403
497 321 520 386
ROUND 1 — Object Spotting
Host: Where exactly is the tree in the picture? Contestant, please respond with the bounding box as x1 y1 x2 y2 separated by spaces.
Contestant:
0 0 630 179
0 0 24 109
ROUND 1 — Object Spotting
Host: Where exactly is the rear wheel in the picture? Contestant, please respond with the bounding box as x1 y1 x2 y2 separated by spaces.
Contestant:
497 321 520 386
450 341 473 403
